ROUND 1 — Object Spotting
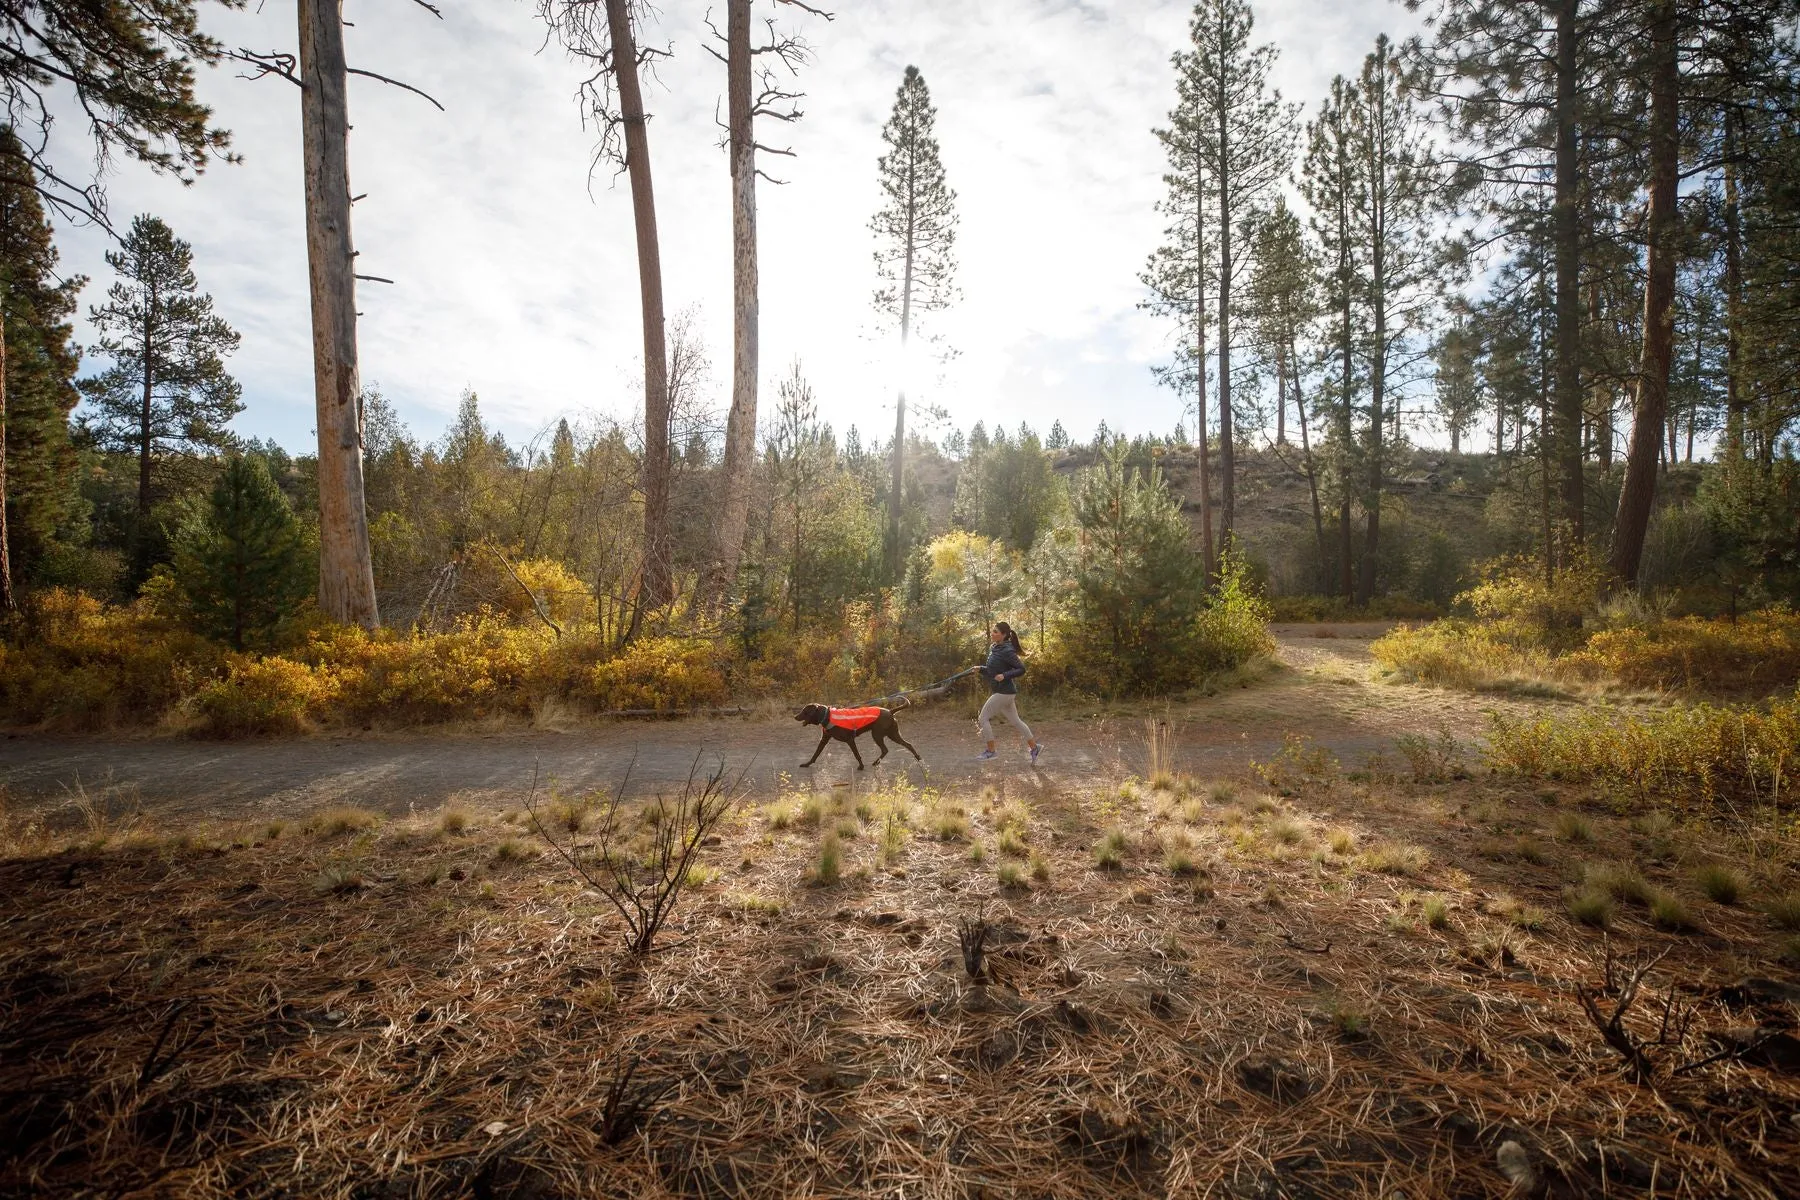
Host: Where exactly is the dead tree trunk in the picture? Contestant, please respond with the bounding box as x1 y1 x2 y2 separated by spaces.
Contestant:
704 0 759 612
299 0 380 629
606 0 673 619
1612 0 1678 585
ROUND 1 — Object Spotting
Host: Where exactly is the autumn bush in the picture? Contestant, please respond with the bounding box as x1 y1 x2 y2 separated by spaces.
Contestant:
1373 555 1800 699
1570 609 1800 697
196 656 334 736
0 589 226 730
1485 694 1800 807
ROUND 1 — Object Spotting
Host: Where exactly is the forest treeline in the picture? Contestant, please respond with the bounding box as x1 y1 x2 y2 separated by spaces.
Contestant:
2 0 1799 721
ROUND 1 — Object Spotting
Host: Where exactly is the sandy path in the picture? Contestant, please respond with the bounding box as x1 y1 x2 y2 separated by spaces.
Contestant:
0 625 1542 823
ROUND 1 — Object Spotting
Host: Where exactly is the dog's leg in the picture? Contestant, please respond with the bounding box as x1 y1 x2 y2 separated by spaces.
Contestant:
890 730 922 761
801 730 831 767
849 737 866 770
871 732 890 765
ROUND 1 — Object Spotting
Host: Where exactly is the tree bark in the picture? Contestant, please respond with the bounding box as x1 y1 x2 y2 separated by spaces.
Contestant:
1291 332 1327 589
299 0 380 629
1194 155 1215 577
1356 63 1388 609
1551 0 1585 546
1215 84 1235 553
704 0 758 612
1611 0 1677 585
888 149 915 584
137 297 155 522
604 0 672 616
1722 112 1744 458
0 300 11 613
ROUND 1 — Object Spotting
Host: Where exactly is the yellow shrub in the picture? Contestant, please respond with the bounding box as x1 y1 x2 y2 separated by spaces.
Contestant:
1486 694 1800 806
1371 621 1561 692
0 589 226 729
589 637 729 712
1572 610 1800 697
197 656 337 737
1461 552 1610 651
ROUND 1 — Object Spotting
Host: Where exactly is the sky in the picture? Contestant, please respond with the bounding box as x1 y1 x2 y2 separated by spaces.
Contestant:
48 0 1423 457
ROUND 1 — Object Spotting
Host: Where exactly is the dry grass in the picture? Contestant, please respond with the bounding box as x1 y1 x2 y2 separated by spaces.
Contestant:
0 759 1796 1200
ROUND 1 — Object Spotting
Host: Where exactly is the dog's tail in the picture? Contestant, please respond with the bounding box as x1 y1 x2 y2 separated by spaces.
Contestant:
892 695 913 712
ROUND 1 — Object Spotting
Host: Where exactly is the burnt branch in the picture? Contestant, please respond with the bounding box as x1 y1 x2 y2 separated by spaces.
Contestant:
1575 942 1670 1085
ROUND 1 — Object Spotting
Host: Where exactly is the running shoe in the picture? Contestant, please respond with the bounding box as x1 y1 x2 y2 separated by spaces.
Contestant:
1030 743 1042 766
974 750 998 761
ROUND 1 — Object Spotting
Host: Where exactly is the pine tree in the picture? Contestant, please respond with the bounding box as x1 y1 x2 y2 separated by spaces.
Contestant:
79 214 241 575
1187 0 1297 549
1046 420 1069 450
172 454 312 649
1246 197 1327 584
0 1 234 224
870 65 959 582
0 129 85 602
1349 34 1439 605
1300 76 1361 598
1433 314 1482 453
1062 443 1210 695
1143 30 1214 575
1418 0 1637 555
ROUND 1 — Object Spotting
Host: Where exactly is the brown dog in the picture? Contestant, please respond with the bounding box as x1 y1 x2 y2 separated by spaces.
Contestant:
794 702 921 770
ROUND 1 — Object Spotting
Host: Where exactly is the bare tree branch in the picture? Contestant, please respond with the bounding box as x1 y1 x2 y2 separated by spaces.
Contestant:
345 67 445 111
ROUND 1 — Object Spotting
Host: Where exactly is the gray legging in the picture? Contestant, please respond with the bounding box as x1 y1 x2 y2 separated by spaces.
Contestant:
978 692 1034 744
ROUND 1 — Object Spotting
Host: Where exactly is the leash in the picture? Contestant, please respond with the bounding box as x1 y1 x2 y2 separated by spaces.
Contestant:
853 665 983 710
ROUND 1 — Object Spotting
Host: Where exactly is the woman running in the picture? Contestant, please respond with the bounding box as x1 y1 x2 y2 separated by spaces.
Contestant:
974 621 1040 764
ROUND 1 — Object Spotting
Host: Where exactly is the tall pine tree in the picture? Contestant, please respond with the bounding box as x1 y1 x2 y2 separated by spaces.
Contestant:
870 65 959 583
0 129 85 604
80 214 241 577
1187 0 1297 550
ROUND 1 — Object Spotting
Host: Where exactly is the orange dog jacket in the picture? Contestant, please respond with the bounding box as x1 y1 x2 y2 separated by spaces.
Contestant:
826 706 882 731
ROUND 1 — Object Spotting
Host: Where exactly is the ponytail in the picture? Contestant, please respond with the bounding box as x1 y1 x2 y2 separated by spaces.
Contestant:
995 621 1023 655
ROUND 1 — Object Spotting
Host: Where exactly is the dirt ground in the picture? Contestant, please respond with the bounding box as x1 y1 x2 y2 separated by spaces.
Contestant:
3 623 1797 1198
0 623 1544 825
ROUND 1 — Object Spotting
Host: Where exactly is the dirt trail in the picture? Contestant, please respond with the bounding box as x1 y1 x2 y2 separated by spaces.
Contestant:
0 624 1546 823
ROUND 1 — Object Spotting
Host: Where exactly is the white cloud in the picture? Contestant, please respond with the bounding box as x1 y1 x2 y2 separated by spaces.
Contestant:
50 0 1418 455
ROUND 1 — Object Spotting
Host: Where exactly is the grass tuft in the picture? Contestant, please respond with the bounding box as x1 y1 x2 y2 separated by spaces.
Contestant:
1327 827 1356 856
437 807 471 835
1694 864 1746 906
312 863 368 895
1360 842 1430 877
1029 852 1051 883
491 838 533 865
997 860 1028 890
810 829 843 886
308 806 379 837
1552 812 1596 844
1095 827 1128 871
1583 862 1653 905
1648 890 1698 932
1422 896 1450 930
1566 887 1615 929
1765 891 1800 931
998 827 1028 858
